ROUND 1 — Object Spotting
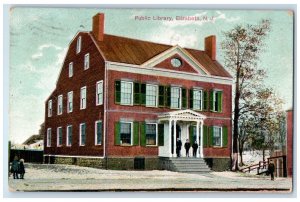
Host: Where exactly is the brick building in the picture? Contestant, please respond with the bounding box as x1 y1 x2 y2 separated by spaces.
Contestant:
44 13 233 171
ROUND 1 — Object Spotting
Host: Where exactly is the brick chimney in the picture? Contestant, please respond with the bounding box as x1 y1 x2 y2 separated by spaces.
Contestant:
204 35 216 60
92 13 105 41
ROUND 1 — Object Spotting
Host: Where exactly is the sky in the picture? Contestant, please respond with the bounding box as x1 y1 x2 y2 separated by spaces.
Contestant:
9 8 294 144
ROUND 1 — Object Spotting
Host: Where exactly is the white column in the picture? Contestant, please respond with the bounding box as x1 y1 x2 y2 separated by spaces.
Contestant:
196 121 200 157
200 120 204 158
173 119 177 157
169 119 172 157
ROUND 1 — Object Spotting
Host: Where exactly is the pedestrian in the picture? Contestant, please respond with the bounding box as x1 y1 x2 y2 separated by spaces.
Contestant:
268 160 275 181
176 138 182 157
19 159 25 179
192 141 198 157
11 156 20 179
184 139 191 157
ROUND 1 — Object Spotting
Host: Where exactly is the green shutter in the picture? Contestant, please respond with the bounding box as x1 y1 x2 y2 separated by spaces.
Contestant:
140 84 146 105
133 122 139 146
203 91 208 111
114 122 120 145
140 122 146 146
166 86 171 107
217 91 223 112
133 83 140 105
189 89 193 109
222 126 228 147
209 126 214 147
203 125 208 148
115 81 121 104
209 91 214 111
181 88 187 109
189 125 195 143
158 124 164 146
158 86 165 107
97 122 102 144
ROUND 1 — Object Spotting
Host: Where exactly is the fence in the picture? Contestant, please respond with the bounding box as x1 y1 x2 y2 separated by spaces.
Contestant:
10 149 44 163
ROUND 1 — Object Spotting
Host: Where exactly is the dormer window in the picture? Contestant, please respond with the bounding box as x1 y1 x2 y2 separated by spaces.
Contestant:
76 36 82 54
171 58 182 68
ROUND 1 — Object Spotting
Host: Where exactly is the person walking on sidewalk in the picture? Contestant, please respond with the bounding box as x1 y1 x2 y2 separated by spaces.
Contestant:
184 139 191 157
11 156 20 179
268 160 275 181
19 159 25 179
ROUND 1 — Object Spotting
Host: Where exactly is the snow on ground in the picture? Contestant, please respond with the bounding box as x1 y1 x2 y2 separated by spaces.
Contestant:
242 150 270 165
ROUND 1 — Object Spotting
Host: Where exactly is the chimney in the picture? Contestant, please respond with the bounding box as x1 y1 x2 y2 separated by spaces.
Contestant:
204 35 216 60
92 13 105 41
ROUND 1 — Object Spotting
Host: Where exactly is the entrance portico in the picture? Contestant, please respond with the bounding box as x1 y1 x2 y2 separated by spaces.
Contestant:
158 109 206 158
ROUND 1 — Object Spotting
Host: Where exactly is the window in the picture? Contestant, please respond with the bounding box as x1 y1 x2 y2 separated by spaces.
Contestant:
80 123 86 146
76 36 81 54
120 122 132 145
193 89 202 110
57 95 63 115
66 125 72 146
84 53 90 70
57 127 63 146
96 81 103 106
95 120 102 145
146 84 158 107
67 91 73 113
211 91 222 112
120 81 133 105
80 86 87 109
69 62 73 77
47 128 51 147
48 100 52 117
213 126 222 146
171 87 181 109
146 123 157 146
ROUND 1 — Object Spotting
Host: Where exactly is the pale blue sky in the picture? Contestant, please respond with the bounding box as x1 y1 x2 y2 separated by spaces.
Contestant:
9 8 293 144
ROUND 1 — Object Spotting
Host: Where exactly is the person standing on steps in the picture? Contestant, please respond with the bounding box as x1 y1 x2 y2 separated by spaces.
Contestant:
268 160 275 181
176 138 182 157
184 139 191 157
192 141 199 157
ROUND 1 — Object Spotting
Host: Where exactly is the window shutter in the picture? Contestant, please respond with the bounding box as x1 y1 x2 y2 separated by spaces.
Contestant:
97 122 102 144
203 125 208 148
140 122 146 146
140 84 146 105
203 91 208 111
209 126 214 147
166 86 171 107
189 125 195 143
158 86 165 107
217 91 223 112
189 89 193 109
115 81 121 104
222 126 228 147
114 122 120 145
181 88 187 109
158 124 164 146
133 83 140 105
209 91 214 111
133 122 139 146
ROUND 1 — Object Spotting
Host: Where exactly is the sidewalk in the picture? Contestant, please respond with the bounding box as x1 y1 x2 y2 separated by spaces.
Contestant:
8 164 292 192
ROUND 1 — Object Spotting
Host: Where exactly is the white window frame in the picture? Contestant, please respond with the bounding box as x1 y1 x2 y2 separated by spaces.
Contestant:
96 80 103 106
67 91 73 113
80 86 87 110
193 89 203 111
76 36 82 54
84 53 90 70
120 121 133 146
170 86 181 109
48 100 52 117
95 120 102 145
120 81 133 106
79 123 86 146
66 125 72 147
69 62 73 77
57 95 63 115
146 84 158 107
213 126 223 147
145 123 158 146
47 128 51 147
57 126 63 147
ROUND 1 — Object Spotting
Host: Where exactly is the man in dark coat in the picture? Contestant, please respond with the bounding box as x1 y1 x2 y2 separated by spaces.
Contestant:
176 138 182 157
11 156 20 179
192 141 199 157
19 159 25 179
184 139 191 157
268 160 275 181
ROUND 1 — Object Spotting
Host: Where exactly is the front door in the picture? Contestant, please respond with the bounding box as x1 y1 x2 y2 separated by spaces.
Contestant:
171 124 181 155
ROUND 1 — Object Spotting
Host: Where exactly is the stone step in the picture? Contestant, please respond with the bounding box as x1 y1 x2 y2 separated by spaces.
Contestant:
176 168 211 172
174 165 209 169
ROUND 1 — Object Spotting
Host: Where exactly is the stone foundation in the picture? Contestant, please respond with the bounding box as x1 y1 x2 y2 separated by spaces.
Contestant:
204 158 231 171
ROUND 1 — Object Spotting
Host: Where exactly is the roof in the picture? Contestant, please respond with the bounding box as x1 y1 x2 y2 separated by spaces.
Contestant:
23 134 43 145
92 33 232 78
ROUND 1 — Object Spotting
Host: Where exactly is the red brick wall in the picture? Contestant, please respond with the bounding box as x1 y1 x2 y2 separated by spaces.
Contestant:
44 33 105 156
286 110 293 177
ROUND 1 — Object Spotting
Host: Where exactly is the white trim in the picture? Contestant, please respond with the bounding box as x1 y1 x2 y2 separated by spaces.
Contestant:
69 62 73 77
48 100 52 117
57 126 62 147
120 81 134 106
213 126 223 147
43 154 105 159
145 123 158 146
107 62 233 85
67 91 73 113
95 120 102 145
96 80 103 106
145 84 158 108
47 128 51 147
57 95 63 115
79 123 86 146
66 125 72 147
192 89 203 111
120 121 133 146
80 86 87 110
76 35 82 54
84 53 90 70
